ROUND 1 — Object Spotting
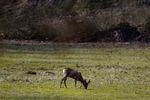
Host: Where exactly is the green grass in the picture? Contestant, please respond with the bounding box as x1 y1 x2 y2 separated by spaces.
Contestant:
0 82 149 100
0 43 150 100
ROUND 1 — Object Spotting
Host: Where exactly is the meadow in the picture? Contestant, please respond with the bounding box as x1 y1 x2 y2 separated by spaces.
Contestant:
0 42 150 100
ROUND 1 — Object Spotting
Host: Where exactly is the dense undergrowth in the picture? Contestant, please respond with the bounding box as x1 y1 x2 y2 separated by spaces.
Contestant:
0 0 150 42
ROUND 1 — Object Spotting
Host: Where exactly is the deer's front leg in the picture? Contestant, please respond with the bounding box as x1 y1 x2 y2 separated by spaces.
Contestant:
75 79 77 88
80 82 82 88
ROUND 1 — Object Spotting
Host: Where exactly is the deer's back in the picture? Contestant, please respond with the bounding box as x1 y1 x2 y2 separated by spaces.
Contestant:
63 68 79 78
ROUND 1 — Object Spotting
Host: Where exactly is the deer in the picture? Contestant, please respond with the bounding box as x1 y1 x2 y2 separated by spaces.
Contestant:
60 68 90 89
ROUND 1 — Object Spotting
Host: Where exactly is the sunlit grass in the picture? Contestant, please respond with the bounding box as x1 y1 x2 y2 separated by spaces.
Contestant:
0 44 150 100
0 82 149 100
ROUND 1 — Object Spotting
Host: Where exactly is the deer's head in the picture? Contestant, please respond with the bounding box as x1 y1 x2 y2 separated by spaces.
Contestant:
83 79 90 89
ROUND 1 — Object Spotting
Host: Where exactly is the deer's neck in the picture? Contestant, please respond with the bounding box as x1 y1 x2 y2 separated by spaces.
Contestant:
78 76 85 83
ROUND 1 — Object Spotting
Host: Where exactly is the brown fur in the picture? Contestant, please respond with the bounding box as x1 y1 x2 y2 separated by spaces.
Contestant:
60 68 90 89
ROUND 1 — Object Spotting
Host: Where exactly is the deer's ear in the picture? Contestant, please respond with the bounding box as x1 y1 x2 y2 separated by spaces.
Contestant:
88 80 91 84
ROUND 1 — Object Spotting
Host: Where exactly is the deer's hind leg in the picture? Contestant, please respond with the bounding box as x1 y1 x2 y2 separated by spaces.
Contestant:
60 78 64 88
60 77 67 88
63 77 67 88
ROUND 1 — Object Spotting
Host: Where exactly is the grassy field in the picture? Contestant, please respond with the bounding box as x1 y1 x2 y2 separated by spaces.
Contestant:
0 42 150 100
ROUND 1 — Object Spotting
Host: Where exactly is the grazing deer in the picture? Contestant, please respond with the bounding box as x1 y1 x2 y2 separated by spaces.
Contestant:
60 68 90 89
